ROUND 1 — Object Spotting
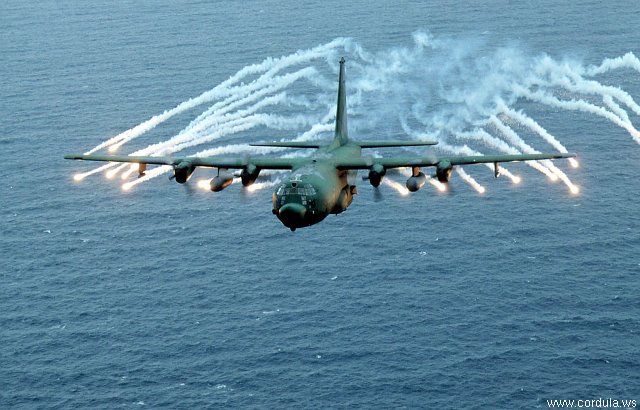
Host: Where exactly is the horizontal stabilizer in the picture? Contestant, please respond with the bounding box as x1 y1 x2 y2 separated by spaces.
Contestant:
250 142 323 149
356 140 438 148
250 140 438 149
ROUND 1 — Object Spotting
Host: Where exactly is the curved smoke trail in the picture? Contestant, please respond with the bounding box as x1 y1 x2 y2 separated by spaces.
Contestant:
72 31 639 194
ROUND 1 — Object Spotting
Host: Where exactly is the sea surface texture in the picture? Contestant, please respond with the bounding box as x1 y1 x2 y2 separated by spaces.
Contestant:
1 0 639 408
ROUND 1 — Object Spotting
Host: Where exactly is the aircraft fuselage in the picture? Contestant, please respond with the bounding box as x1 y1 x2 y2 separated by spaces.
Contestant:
272 144 360 231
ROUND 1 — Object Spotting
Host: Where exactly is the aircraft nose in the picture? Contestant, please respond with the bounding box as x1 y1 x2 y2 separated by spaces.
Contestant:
278 203 307 230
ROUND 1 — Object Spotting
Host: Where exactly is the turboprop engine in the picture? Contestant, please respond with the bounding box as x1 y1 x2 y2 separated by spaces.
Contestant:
406 167 427 192
240 164 260 187
172 161 195 184
367 164 386 187
436 160 453 183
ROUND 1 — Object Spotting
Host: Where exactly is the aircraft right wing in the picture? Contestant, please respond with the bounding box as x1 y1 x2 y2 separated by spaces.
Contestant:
333 152 576 169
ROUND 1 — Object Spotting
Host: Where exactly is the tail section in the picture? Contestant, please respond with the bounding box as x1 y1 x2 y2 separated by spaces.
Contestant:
330 57 349 149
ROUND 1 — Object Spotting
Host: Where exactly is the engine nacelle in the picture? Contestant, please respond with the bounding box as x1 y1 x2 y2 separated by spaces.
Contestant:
436 160 453 183
406 172 427 192
240 164 260 187
173 161 195 184
210 175 234 192
368 164 386 187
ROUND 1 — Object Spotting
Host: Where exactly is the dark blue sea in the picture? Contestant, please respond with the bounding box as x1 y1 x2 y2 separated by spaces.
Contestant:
2 1 639 408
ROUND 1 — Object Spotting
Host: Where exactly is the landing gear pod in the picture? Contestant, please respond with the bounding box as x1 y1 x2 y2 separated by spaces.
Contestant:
210 175 233 192
138 163 147 178
210 168 233 192
406 166 427 192
494 162 501 178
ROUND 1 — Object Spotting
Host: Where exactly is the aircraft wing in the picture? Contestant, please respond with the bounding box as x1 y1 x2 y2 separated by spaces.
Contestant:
66 152 575 170
333 152 576 169
64 154 307 170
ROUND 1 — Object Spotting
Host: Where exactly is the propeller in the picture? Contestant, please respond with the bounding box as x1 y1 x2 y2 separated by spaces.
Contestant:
373 187 384 202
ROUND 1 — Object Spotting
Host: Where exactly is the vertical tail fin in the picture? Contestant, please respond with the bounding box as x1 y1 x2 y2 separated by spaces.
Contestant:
331 57 349 148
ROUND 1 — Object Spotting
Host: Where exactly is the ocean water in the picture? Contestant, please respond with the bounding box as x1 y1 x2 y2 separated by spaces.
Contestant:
1 0 639 408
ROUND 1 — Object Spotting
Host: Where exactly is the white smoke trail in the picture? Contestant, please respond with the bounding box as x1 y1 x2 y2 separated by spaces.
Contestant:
126 91 291 158
456 127 565 183
87 38 350 154
181 66 321 135
108 67 333 181
499 106 579 168
533 55 640 117
88 93 328 181
488 116 541 155
499 104 567 149
455 168 485 194
92 117 266 181
456 121 557 181
456 129 521 154
602 95 631 123
517 87 640 144
489 118 581 192
488 116 567 182
247 178 282 192
586 52 640 76
109 67 321 153
74 162 118 180
382 178 410 196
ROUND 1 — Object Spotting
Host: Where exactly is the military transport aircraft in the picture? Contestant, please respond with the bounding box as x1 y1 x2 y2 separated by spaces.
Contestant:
65 58 575 231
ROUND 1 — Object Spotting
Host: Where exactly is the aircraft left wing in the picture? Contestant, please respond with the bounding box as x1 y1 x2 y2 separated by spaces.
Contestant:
333 152 576 169
64 154 307 170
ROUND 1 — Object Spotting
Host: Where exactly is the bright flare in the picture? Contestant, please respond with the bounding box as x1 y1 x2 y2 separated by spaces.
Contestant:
247 180 279 192
121 165 137 180
499 168 521 184
570 184 580 195
382 178 409 196
428 178 447 192
569 158 579 168
197 179 211 190
73 173 85 182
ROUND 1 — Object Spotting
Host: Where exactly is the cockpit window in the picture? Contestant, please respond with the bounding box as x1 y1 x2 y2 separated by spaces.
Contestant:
303 184 316 196
277 183 316 198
